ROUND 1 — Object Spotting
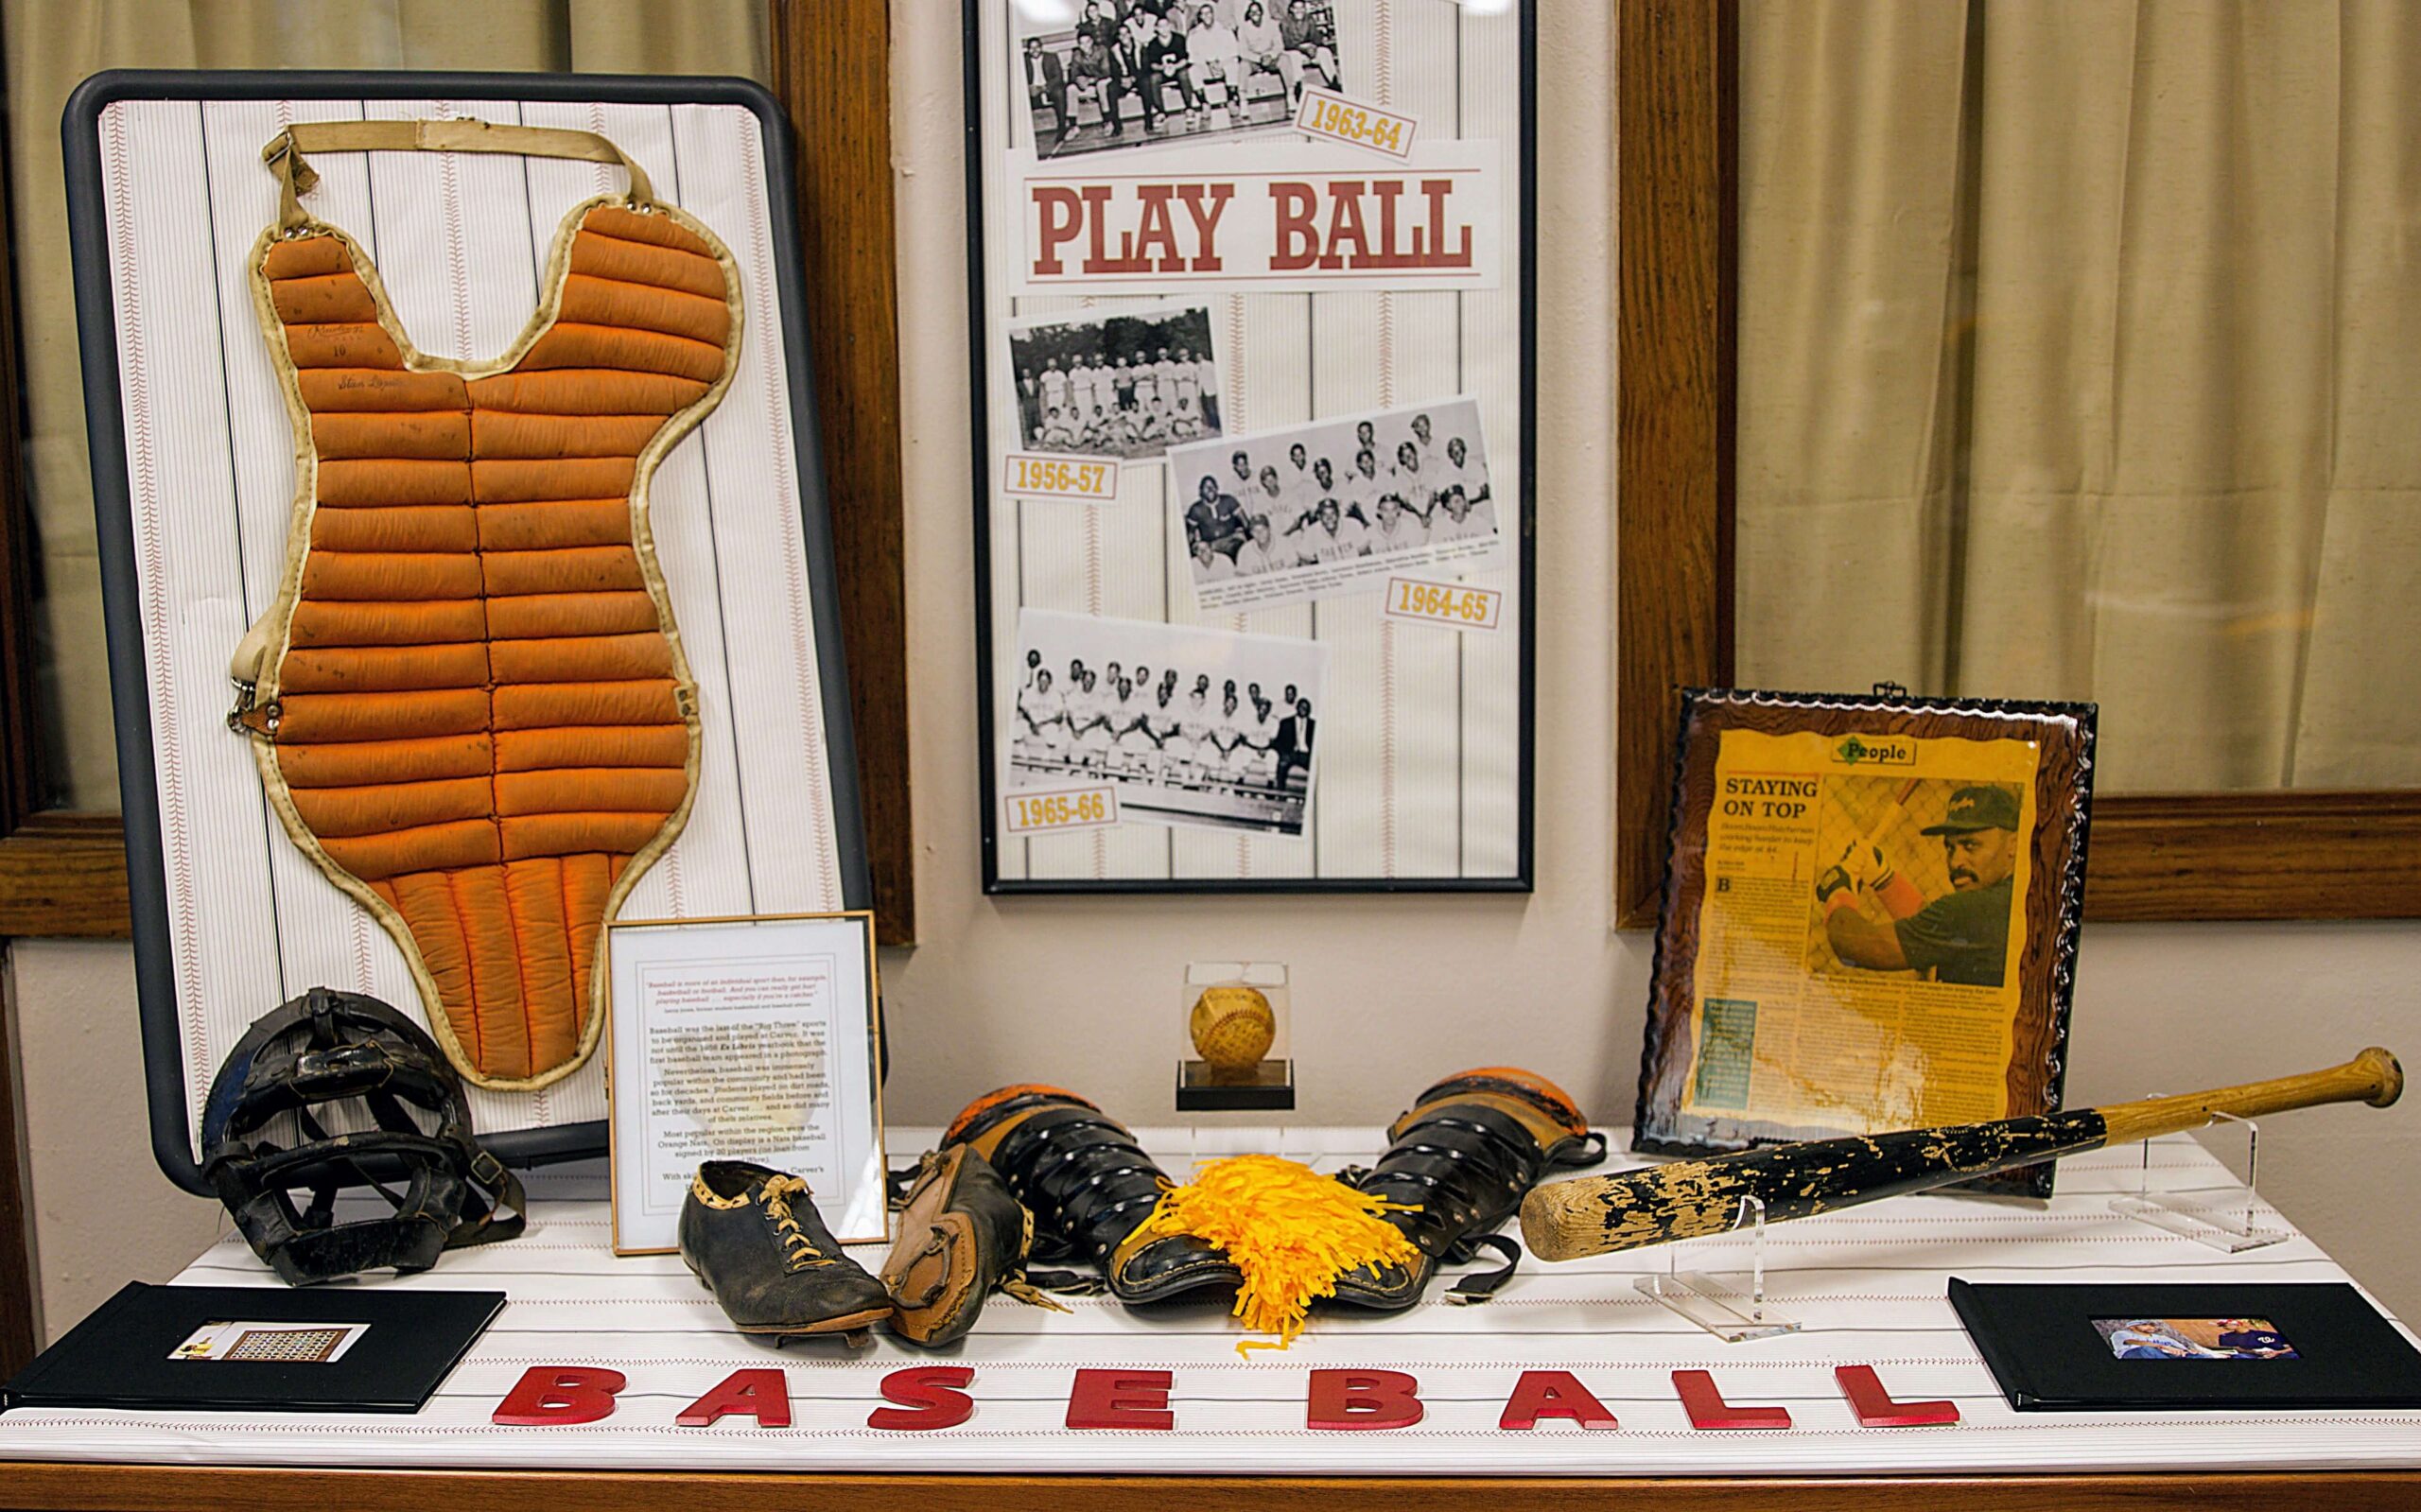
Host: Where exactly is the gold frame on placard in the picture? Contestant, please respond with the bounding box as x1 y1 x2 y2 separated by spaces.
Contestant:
601 909 886 1256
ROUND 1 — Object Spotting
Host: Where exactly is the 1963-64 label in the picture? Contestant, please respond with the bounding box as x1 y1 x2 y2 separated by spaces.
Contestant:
1384 576 1502 633
1004 785 1121 835
1295 88 1418 160
1002 451 1121 504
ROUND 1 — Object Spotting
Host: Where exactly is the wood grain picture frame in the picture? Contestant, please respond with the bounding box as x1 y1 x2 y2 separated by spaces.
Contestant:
1635 687 2095 1198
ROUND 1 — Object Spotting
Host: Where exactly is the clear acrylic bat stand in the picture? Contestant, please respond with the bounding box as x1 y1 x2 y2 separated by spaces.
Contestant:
1631 1194 1803 1343
2109 1111 2288 1252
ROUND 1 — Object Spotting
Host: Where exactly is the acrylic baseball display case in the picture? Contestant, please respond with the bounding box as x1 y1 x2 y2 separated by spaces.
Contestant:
1176 959 1294 1111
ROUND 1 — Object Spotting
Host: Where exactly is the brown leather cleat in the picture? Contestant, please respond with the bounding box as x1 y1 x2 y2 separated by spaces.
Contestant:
881 1145 1067 1347
679 1161 892 1346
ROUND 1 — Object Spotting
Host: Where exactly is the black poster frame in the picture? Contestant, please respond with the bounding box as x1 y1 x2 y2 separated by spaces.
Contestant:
964 0 1538 896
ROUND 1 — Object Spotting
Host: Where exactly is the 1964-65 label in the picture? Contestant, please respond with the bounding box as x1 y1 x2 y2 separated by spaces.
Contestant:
1295 88 1418 160
1383 576 1502 633
1002 451 1121 504
1004 785 1121 835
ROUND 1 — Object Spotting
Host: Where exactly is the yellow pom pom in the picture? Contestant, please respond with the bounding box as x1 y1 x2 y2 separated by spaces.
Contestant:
1140 1153 1421 1356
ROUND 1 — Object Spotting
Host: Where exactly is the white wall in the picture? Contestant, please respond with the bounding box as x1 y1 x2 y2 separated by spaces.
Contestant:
9 0 2415 1342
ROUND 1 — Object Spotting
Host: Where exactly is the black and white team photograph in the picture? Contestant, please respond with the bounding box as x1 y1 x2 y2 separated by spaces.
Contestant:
1007 304 1225 461
1008 609 1330 839
1019 1 1344 160
1164 395 1504 612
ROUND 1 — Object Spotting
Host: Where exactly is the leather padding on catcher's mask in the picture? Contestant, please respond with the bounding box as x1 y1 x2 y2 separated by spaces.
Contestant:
200 987 525 1285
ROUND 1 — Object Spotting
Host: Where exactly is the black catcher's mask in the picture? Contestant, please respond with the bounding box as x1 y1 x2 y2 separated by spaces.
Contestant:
200 987 526 1285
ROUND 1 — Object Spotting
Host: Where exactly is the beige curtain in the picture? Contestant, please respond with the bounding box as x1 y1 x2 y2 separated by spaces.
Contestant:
3 0 768 809
1735 0 2421 793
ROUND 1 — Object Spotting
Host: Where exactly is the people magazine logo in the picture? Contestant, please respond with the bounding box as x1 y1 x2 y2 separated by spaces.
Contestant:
1831 736 1915 768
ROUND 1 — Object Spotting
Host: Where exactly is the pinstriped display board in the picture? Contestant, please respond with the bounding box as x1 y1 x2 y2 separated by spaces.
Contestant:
64 75 866 1188
970 0 1533 891
0 1132 2414 1473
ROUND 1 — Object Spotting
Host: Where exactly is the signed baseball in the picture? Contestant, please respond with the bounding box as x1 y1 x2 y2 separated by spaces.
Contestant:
1190 985 1277 1075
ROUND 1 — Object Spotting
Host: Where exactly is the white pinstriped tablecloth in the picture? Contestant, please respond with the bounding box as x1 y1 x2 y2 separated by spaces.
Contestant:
2 1128 2414 1475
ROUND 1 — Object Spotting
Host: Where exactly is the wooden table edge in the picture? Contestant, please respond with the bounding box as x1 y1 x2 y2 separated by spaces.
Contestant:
4 1463 2419 1512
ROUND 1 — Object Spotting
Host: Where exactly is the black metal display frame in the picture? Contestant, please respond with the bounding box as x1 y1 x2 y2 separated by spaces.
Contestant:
62 70 871 1194
963 0 1539 895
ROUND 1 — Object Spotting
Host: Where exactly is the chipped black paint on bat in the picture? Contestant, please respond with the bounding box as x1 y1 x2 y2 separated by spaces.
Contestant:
1522 1049 2402 1261
1530 1112 2110 1254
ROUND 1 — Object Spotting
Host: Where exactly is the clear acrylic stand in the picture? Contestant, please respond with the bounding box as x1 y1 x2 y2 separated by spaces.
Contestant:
1632 1193 1803 1342
2109 1110 2287 1252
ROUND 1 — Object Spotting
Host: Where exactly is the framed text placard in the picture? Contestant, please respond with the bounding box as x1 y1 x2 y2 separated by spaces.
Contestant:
967 0 1535 893
604 911 884 1255
1635 688 2096 1197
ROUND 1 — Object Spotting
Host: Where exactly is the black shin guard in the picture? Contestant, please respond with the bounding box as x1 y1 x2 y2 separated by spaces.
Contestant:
1331 1068 1606 1311
944 1085 1241 1306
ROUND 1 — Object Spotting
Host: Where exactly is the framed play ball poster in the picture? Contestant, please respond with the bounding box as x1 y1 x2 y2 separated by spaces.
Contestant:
1634 687 2097 1197
967 0 1537 894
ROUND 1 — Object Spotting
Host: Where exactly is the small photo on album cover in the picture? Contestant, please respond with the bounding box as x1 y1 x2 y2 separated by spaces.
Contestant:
1009 608 1329 839
170 1320 371 1364
1007 304 1223 461
2095 1317 2300 1362
1018 2 1346 161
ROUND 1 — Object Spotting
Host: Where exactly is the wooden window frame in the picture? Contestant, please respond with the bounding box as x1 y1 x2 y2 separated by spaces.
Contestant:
1613 0 2421 930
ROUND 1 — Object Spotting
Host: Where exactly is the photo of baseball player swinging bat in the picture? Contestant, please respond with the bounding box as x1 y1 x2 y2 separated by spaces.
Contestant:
1521 1048 2402 1262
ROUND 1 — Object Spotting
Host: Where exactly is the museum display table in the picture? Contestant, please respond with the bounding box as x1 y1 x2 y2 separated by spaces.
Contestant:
4 1127 2416 1510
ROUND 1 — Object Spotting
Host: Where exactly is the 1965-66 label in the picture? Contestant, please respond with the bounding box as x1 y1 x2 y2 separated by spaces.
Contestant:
1004 785 1121 834
1295 88 1418 160
1384 576 1502 633
1002 451 1121 504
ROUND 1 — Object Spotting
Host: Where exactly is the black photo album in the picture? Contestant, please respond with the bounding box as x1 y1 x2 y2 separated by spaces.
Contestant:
1951 1279 2421 1411
2 1282 503 1415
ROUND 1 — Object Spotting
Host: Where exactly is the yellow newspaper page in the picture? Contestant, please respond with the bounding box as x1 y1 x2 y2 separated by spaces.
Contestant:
1681 728 2041 1134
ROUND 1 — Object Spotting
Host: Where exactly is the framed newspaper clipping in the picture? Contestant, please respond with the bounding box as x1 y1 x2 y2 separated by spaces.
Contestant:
1634 688 2097 1197
967 0 1536 893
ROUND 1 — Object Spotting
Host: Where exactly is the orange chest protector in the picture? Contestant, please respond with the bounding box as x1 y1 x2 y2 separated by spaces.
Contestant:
231 121 739 1090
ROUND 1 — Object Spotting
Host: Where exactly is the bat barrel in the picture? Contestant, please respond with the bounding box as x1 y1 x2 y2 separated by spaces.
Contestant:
1519 1110 2107 1262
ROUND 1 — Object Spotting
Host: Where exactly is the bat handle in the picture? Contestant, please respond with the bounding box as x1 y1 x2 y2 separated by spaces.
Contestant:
2099 1047 2402 1147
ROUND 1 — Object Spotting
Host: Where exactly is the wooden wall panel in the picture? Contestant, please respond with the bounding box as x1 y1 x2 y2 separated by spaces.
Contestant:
773 0 916 944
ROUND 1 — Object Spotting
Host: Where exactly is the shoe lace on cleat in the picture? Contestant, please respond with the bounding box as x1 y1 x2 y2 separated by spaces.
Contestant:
759 1175 835 1272
1001 1272 1074 1313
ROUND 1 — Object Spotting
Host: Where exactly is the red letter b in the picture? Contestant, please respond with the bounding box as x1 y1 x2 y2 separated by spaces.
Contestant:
1308 1368 1424 1431
493 1366 625 1426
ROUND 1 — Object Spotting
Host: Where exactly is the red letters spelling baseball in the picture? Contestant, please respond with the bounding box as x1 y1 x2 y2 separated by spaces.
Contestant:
490 1361 1954 1434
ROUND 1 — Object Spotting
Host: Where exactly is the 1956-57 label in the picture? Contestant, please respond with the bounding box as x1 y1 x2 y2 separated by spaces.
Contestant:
1002 451 1121 504
1295 88 1418 160
1004 785 1121 835
1383 576 1502 633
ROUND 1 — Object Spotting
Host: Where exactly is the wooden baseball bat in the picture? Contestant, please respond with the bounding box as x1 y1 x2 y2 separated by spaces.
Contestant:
1520 1049 2403 1262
